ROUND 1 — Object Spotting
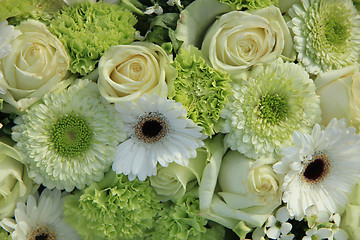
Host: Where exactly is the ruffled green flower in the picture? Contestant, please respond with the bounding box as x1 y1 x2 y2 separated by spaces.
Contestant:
218 0 278 10
168 46 231 136
63 170 161 240
49 2 137 75
288 0 360 75
0 0 64 24
148 190 225 240
220 60 321 159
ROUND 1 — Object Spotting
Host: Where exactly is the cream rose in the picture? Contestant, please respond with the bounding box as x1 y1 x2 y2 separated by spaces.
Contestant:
0 20 69 111
201 5 294 80
150 141 208 201
98 42 176 103
0 141 37 219
314 65 360 131
199 145 281 238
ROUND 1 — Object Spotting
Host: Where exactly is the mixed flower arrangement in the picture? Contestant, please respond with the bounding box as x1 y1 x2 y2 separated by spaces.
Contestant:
0 0 360 239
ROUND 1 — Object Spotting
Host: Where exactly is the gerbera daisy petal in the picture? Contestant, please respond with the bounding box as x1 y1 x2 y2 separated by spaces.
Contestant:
113 93 204 181
274 118 360 220
2 189 80 240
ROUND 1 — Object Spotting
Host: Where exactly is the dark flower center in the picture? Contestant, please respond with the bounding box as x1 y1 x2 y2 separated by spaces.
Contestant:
142 120 163 138
301 152 331 184
29 226 56 240
134 112 168 144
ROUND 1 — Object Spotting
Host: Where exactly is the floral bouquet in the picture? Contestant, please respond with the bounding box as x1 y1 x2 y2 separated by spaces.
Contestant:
0 0 360 239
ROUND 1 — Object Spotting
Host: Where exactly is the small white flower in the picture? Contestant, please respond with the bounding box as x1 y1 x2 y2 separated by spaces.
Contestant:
303 227 333 240
144 4 163 15
113 93 204 181
167 0 183 7
0 189 80 240
265 206 295 240
274 118 360 220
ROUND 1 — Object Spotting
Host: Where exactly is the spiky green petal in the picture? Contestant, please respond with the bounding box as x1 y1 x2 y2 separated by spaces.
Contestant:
168 46 231 136
49 2 137 75
220 60 321 159
0 0 65 25
63 171 161 240
218 0 278 11
288 0 360 74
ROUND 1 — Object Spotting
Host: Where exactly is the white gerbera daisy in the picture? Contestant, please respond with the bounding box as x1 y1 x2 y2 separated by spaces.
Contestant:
273 118 360 220
220 60 321 159
0 189 80 240
113 93 204 181
12 79 127 191
288 0 360 75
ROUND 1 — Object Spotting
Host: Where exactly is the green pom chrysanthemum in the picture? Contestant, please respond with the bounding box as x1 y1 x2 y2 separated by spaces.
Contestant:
0 0 64 24
49 2 137 76
288 0 360 75
12 79 127 192
220 60 321 159
148 191 225 240
63 170 161 240
168 46 231 136
218 0 278 10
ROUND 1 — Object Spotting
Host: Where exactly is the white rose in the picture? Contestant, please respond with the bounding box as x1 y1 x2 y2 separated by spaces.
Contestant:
0 20 69 111
98 42 176 103
314 65 360 131
0 141 37 219
150 147 207 201
199 135 281 238
217 151 281 225
201 5 294 80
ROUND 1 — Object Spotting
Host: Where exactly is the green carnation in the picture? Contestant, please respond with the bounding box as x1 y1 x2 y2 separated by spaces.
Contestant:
0 0 64 24
168 46 231 136
49 2 137 76
63 170 161 240
218 0 278 10
148 190 225 240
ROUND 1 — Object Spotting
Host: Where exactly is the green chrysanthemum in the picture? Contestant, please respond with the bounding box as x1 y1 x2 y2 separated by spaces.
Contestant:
12 79 127 192
168 46 231 136
148 191 225 240
63 170 161 240
0 0 64 24
288 0 360 75
49 2 137 76
218 0 278 10
220 60 321 159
